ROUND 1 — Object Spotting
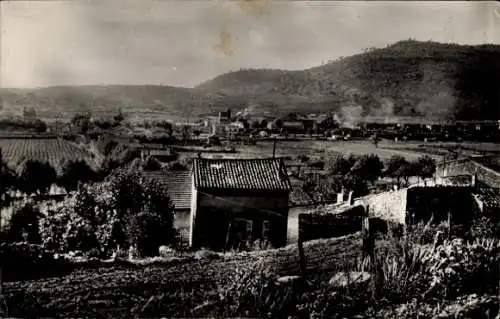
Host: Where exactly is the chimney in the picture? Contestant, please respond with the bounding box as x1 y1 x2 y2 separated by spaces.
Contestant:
347 190 354 206
471 174 476 187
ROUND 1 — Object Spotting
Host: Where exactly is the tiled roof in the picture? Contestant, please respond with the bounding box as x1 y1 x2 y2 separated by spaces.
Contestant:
475 185 500 211
142 170 192 210
192 157 291 191
441 175 473 186
289 185 316 207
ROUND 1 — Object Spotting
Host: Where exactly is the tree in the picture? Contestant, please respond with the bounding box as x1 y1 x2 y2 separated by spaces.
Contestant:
385 155 410 187
326 154 372 197
6 199 43 243
33 119 47 133
142 156 163 171
40 170 176 256
16 160 57 195
414 155 437 185
113 107 125 125
327 156 353 177
0 149 15 198
351 154 383 184
57 159 96 192
102 144 141 173
71 113 91 134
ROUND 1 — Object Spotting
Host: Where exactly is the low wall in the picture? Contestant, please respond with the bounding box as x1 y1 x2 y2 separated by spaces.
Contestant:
438 159 500 188
355 189 408 225
298 205 365 242
406 186 475 225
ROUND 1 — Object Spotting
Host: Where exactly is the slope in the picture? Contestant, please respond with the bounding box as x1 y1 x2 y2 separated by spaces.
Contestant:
0 85 249 123
196 40 500 121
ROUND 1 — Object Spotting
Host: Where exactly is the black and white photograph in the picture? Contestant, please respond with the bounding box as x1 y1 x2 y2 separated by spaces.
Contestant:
0 0 499 317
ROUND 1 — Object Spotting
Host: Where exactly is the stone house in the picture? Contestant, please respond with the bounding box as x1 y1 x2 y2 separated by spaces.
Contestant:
190 157 292 251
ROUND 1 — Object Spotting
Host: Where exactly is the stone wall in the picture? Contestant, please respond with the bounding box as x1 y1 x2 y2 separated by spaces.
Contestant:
298 205 365 242
437 159 500 188
406 186 475 225
355 189 408 225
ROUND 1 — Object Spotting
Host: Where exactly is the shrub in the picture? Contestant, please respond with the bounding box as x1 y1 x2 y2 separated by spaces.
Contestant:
5 199 43 244
142 156 163 170
423 238 500 299
0 242 69 282
208 261 297 318
39 170 176 257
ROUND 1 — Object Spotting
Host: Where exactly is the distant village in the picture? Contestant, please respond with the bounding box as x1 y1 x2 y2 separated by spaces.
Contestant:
169 108 500 143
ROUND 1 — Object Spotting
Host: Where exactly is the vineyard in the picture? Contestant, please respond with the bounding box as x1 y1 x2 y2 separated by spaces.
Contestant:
0 138 98 175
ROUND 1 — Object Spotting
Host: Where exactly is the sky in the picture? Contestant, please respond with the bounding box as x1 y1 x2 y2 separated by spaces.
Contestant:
1 0 499 88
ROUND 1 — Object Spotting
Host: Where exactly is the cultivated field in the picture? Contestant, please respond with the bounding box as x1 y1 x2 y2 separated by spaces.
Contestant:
3 233 362 318
0 138 97 174
231 139 445 161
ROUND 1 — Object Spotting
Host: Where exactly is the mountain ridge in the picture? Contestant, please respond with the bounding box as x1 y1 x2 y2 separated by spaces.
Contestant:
1 40 499 122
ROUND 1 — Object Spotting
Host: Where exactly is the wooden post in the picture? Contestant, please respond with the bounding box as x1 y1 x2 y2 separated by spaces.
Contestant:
272 138 277 158
362 215 375 262
224 220 232 254
297 232 307 275
447 210 452 240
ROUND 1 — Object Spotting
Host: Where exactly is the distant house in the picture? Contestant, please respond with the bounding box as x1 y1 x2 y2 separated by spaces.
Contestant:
142 170 192 244
190 157 292 251
315 115 338 132
140 144 177 162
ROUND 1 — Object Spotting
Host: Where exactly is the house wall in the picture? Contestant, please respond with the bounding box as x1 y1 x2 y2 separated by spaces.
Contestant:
174 209 191 245
189 180 198 247
298 205 365 242
192 191 289 250
287 206 314 244
355 189 408 225
437 159 500 188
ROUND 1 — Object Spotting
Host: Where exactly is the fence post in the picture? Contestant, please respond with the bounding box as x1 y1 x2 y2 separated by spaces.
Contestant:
297 234 307 276
362 215 375 262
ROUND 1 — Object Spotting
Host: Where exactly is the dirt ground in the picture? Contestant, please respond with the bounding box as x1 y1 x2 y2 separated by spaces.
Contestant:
3 233 362 318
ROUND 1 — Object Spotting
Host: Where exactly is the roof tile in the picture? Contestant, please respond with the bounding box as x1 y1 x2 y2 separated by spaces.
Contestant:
192 158 291 191
143 170 192 210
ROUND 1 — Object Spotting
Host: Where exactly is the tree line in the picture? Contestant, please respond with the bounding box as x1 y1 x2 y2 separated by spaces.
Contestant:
314 153 437 198
0 149 97 196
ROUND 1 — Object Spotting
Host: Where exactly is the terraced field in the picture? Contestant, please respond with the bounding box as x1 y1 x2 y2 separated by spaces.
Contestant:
0 137 98 175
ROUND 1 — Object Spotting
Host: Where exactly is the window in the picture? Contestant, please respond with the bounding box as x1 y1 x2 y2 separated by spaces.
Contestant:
246 220 253 236
262 220 270 239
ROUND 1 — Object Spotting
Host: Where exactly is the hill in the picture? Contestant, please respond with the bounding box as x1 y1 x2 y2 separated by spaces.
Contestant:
196 40 500 121
1 40 499 122
0 85 249 123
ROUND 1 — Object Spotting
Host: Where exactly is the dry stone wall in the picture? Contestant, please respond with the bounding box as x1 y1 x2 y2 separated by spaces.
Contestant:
355 189 408 225
298 205 365 242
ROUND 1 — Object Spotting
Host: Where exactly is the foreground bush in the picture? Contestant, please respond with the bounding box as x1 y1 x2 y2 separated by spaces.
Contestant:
198 221 500 318
0 242 69 282
40 170 176 257
5 199 43 244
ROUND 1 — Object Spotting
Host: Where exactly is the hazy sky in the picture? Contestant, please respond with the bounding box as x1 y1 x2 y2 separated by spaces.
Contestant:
1 0 499 88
